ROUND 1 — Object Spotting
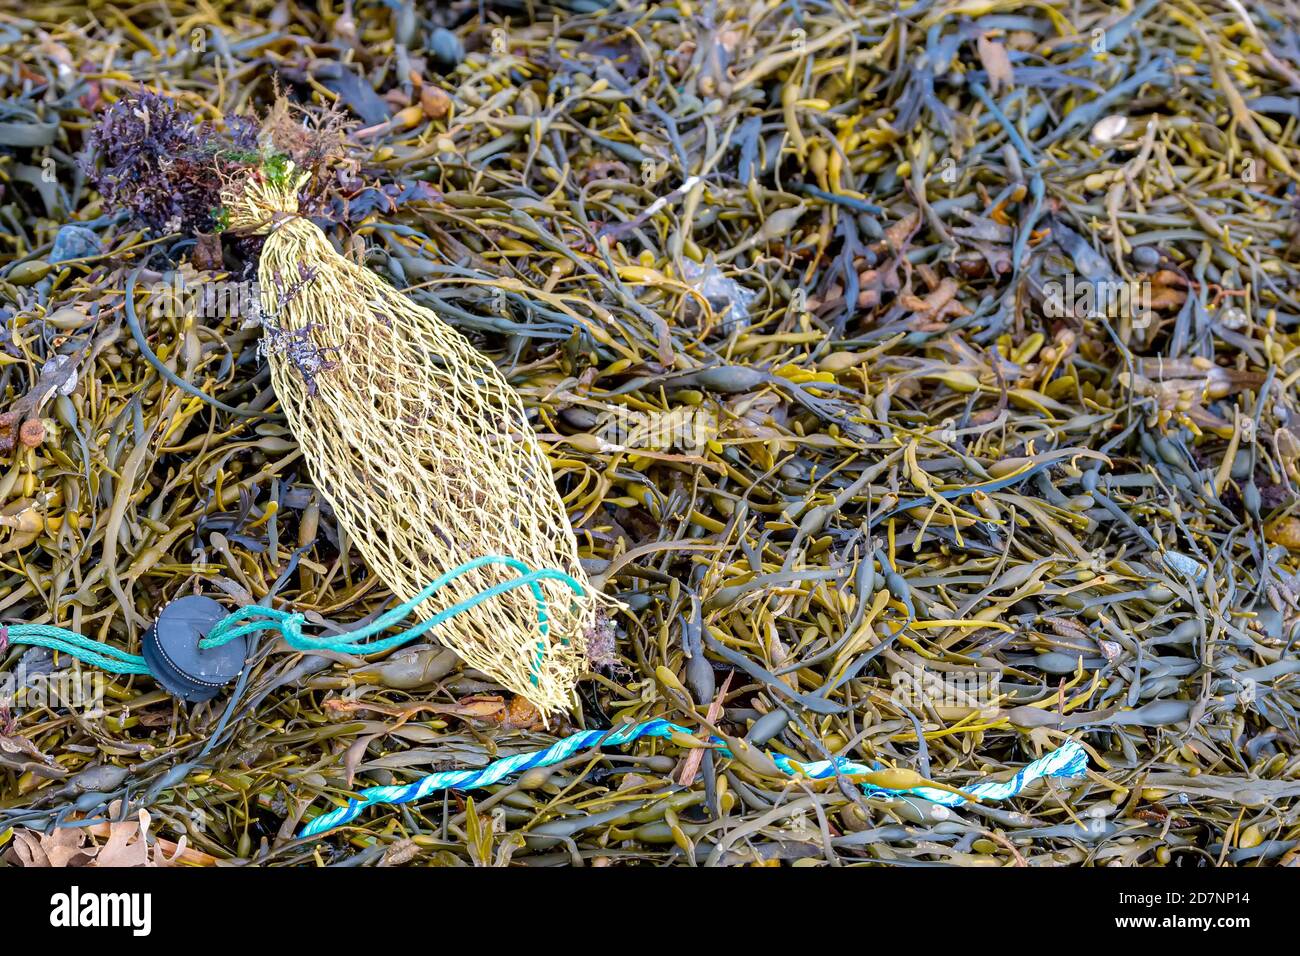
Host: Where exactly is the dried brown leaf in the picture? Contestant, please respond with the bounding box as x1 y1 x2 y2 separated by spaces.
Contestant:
976 33 1014 94
95 809 152 868
5 825 96 868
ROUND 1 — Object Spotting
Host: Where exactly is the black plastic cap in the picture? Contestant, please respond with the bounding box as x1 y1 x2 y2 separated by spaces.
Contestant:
142 595 246 703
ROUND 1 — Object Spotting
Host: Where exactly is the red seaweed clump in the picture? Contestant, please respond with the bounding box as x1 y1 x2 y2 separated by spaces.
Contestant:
82 92 260 235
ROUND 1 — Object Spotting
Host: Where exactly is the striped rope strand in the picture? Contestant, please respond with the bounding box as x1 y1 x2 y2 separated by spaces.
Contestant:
298 721 1089 837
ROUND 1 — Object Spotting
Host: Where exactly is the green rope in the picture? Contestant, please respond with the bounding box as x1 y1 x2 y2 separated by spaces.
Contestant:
0 623 152 675
1 556 586 688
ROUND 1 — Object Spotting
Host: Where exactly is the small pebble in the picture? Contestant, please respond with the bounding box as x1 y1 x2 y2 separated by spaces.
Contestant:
1131 246 1161 270
49 224 100 263
427 27 464 72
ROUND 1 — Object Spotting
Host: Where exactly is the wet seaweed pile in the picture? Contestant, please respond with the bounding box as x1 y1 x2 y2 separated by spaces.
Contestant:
2 0 1300 866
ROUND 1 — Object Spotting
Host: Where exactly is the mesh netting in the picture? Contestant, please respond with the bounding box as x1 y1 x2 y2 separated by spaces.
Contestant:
221 168 600 713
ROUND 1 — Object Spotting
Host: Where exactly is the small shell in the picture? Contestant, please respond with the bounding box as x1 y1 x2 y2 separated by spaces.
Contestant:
1264 517 1300 551
1162 550 1207 582
1090 114 1129 144
18 419 44 448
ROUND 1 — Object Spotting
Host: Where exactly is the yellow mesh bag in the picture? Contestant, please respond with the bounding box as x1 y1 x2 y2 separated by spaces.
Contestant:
221 165 599 713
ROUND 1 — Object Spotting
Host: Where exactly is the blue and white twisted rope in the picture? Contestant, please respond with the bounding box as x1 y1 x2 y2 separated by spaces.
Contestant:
0 556 1090 842
298 720 1089 837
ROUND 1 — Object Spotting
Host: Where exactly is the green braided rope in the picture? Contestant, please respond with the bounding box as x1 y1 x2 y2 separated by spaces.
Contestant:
0 623 152 675
2 556 587 688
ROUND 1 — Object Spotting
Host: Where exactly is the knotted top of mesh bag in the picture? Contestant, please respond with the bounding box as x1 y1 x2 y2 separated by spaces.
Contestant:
219 161 311 231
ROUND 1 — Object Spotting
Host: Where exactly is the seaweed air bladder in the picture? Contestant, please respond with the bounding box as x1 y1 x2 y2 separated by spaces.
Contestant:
219 162 604 714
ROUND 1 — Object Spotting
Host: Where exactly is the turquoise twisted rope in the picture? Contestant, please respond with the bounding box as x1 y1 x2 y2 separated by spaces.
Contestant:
1 556 586 688
0 623 152 675
299 722 1089 838
201 556 584 690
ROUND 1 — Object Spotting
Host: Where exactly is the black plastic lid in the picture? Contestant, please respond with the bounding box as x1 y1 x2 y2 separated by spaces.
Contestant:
141 595 246 703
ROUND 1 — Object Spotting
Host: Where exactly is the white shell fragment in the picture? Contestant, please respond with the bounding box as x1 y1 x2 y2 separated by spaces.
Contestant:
1162 550 1207 583
1090 114 1129 144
